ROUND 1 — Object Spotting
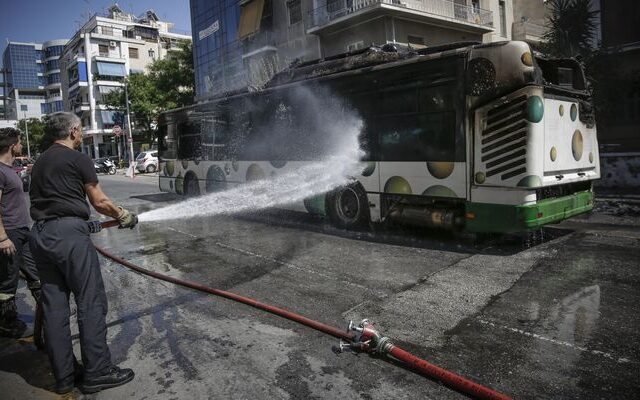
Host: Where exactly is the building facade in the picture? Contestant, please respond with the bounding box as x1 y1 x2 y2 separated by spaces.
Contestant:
597 0 640 152
2 41 67 121
190 0 513 101
59 5 191 158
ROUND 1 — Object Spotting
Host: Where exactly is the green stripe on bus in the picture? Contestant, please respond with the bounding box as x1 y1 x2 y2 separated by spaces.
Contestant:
465 190 593 233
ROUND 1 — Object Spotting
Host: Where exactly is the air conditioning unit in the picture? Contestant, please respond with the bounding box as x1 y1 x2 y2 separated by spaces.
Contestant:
109 41 117 48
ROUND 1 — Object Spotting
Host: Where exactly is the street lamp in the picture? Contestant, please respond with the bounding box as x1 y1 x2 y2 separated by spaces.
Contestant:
20 104 31 158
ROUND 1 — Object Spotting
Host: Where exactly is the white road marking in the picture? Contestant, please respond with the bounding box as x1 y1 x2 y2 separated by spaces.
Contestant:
475 317 633 364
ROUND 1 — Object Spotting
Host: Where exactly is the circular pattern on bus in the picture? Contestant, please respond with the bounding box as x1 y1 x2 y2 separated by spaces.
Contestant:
589 152 594 163
361 162 376 177
206 165 227 193
422 185 457 198
559 104 564 116
181 160 189 170
304 195 326 215
165 161 175 177
572 130 583 161
426 161 454 179
232 160 239 172
517 175 542 188
466 57 496 96
269 160 287 168
224 163 231 175
475 172 486 184
550 146 557 162
246 164 266 182
384 176 412 194
526 96 544 123
570 104 577 121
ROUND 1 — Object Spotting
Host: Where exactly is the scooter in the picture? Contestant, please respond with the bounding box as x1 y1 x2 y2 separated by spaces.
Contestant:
94 158 117 175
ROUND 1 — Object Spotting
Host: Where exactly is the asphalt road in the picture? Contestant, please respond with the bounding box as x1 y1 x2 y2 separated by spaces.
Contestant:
1 172 638 399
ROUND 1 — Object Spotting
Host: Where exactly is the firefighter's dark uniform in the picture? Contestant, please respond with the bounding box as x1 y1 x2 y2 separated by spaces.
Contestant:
29 143 112 385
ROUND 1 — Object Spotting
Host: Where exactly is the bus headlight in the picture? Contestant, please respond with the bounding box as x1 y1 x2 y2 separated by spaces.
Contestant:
526 96 544 123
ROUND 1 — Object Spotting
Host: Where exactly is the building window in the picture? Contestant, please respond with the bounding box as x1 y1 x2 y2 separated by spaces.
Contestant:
407 35 425 48
148 49 155 59
346 41 364 52
288 0 302 25
499 0 506 37
129 47 139 59
98 44 109 56
101 26 114 36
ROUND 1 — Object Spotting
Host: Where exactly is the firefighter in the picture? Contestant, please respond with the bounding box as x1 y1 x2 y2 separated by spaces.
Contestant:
0 127 41 338
29 112 137 394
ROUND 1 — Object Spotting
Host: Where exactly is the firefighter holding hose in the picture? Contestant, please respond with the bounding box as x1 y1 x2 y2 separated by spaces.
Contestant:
29 112 138 394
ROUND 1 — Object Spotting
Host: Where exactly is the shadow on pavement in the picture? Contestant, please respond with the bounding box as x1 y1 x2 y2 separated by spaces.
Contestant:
0 337 55 392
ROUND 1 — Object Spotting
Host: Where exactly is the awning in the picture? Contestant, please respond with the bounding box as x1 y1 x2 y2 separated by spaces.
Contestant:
238 0 265 39
96 62 126 77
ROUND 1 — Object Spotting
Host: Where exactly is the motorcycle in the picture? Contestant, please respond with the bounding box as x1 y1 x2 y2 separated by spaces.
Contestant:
94 158 117 175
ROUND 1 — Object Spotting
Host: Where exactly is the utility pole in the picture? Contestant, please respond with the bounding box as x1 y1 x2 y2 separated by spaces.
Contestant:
21 106 31 158
124 83 135 167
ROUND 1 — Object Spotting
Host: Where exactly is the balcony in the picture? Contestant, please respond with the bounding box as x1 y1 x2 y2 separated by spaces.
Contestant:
307 0 493 35
512 21 547 44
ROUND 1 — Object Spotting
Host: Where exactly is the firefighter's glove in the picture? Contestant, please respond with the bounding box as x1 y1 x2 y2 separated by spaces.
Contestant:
117 206 138 229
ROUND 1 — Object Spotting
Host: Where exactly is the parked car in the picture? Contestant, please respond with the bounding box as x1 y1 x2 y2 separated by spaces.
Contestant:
135 151 158 173
12 157 34 192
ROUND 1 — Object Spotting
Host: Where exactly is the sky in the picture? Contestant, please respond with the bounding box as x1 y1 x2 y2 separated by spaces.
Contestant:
0 0 192 54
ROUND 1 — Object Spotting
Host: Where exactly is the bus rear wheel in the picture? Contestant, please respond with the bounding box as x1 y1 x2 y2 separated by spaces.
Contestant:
184 172 200 197
326 182 370 230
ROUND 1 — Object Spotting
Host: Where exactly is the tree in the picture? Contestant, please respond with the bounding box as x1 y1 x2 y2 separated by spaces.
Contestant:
16 118 46 155
102 41 195 143
540 0 599 60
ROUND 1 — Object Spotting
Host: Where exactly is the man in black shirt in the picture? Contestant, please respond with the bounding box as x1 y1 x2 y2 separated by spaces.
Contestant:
0 127 41 338
30 112 137 394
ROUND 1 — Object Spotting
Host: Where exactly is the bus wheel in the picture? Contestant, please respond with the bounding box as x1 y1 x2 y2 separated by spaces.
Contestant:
184 172 200 197
327 182 370 229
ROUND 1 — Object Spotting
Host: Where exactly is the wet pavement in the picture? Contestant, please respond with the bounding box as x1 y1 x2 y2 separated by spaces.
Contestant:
1 174 638 399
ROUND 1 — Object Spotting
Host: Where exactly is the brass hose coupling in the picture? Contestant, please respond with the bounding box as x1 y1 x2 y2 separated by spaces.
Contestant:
337 319 394 355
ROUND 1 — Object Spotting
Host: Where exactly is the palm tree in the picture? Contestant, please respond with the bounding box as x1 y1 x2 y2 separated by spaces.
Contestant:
541 0 599 60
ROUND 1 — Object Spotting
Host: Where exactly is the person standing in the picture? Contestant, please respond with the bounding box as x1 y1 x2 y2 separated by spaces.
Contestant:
0 127 41 338
29 112 138 394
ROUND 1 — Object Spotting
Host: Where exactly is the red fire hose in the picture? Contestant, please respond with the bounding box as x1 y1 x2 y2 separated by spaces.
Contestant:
93 220 511 400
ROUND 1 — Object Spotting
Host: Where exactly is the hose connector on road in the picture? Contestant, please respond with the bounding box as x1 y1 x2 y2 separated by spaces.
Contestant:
338 319 394 355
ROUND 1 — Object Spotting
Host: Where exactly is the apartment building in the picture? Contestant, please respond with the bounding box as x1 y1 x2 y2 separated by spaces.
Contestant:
190 0 513 100
60 4 191 158
1 40 67 121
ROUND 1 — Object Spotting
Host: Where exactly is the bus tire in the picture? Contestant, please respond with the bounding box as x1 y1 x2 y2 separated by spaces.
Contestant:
326 182 370 230
184 172 200 197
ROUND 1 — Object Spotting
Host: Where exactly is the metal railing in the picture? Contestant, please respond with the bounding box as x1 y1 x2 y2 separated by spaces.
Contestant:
307 0 493 30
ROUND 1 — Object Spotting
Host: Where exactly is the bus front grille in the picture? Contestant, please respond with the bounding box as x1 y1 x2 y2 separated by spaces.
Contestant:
480 95 528 180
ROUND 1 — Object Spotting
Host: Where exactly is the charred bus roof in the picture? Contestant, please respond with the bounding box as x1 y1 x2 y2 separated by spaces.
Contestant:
265 41 481 88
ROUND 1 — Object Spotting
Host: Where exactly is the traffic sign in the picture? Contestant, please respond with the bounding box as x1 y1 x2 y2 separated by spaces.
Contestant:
113 125 122 137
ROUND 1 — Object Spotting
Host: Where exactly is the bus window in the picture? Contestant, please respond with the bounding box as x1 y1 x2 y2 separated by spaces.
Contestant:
378 112 456 161
158 123 177 159
177 120 202 160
